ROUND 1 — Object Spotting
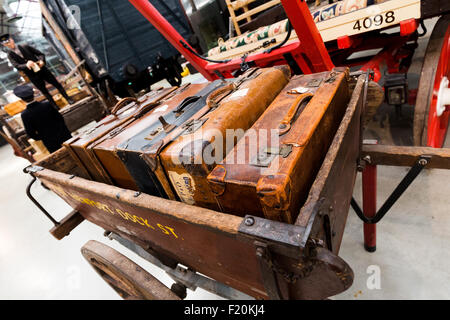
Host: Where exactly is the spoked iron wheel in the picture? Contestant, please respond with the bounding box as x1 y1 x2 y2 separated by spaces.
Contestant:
413 15 450 148
81 240 181 300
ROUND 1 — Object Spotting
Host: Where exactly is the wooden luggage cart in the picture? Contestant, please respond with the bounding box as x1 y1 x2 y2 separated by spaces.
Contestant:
24 72 368 300
23 73 450 299
20 0 450 300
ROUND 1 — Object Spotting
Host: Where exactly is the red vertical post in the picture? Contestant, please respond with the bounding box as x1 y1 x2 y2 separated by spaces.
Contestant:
280 0 334 72
362 164 377 252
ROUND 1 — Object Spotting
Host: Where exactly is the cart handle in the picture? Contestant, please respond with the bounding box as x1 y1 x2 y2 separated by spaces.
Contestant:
23 166 59 226
23 166 84 240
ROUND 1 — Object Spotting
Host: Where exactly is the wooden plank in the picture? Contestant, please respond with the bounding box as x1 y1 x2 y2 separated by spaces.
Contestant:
243 6 251 23
39 0 81 66
236 0 281 22
298 74 365 254
226 0 242 35
230 0 258 10
362 145 450 169
50 210 85 240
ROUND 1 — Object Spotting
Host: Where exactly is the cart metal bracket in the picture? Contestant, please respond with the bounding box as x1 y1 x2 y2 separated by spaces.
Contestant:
239 215 306 249
351 155 431 224
23 165 44 174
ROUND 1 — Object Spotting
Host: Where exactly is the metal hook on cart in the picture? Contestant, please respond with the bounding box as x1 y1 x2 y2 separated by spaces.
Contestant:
351 155 432 225
23 166 59 227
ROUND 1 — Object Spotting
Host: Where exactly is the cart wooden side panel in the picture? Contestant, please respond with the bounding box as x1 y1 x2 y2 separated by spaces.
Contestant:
35 170 268 298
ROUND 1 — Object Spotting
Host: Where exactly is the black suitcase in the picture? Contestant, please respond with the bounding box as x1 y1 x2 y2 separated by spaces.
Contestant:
115 80 228 198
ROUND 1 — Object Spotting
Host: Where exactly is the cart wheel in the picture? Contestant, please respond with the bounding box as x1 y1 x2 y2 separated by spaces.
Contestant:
413 15 450 147
81 240 181 300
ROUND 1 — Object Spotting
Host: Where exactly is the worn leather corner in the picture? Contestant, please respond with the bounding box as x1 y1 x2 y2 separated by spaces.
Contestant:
275 64 292 81
207 165 227 196
256 174 292 211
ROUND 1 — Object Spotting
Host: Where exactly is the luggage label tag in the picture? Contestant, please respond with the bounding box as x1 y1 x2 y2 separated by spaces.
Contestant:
287 87 310 95
226 88 249 101
167 171 196 205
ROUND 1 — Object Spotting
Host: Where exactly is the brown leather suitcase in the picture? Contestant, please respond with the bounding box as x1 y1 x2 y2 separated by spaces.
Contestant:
207 68 350 223
89 83 209 191
63 86 177 184
142 66 291 210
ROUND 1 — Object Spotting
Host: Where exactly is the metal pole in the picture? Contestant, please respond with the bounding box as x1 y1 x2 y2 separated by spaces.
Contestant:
96 0 110 70
362 164 377 252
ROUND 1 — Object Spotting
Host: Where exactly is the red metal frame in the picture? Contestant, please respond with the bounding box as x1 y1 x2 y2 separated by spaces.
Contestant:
129 0 424 84
129 0 334 78
426 24 450 148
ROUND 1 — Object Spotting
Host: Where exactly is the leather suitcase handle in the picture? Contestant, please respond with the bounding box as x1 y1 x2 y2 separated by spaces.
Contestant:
173 96 201 114
110 97 141 116
278 93 313 136
133 101 161 119
206 83 236 109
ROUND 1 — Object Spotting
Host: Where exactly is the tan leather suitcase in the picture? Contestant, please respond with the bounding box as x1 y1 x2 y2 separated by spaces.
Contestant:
90 83 209 191
142 66 291 210
63 87 178 183
207 68 350 223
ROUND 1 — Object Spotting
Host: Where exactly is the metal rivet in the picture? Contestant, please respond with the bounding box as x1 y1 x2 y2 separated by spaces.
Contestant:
244 217 255 226
419 159 428 166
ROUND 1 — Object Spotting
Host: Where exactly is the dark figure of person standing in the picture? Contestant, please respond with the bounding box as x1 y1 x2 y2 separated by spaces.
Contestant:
14 84 72 153
1 34 74 107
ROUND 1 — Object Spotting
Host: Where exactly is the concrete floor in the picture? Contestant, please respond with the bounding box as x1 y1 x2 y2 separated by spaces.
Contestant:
1 18 449 300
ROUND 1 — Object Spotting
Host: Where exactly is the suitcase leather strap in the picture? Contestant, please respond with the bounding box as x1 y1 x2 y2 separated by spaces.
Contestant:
278 93 313 136
206 83 237 109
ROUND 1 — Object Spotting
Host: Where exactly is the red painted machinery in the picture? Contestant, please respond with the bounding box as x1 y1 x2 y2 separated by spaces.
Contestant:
129 0 450 253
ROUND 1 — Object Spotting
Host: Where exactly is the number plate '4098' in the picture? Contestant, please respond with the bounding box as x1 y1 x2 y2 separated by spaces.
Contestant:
317 0 421 42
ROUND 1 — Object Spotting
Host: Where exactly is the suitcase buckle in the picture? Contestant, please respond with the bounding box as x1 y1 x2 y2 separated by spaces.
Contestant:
306 78 322 87
252 145 293 167
180 119 208 135
108 126 125 138
144 127 163 140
